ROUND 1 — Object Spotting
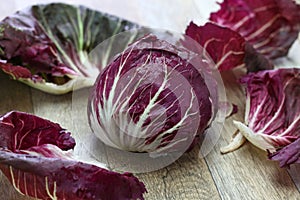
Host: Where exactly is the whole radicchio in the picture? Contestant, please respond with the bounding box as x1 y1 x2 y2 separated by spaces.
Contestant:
0 111 146 200
88 34 217 154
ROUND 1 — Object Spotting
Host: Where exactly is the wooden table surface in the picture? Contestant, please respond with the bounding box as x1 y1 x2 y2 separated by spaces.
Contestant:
1 1 300 200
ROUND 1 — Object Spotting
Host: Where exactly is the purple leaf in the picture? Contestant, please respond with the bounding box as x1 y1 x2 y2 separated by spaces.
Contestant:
184 22 273 72
0 62 34 80
0 111 146 200
210 0 300 59
185 22 246 71
0 111 75 151
269 137 300 168
0 3 138 94
233 68 300 157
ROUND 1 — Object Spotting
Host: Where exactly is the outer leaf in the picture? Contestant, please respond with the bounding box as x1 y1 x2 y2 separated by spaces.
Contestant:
234 68 300 153
0 111 75 152
185 22 246 71
210 0 300 59
0 111 146 200
269 137 300 167
184 22 273 72
0 3 138 94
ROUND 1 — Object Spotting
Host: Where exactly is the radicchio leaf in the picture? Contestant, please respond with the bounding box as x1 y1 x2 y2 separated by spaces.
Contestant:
268 137 300 168
210 0 300 60
233 68 300 155
185 22 246 71
0 111 146 200
184 22 273 72
0 3 138 94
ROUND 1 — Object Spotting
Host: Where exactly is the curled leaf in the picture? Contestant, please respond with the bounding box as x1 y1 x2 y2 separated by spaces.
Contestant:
185 22 246 71
184 22 273 72
269 137 300 168
0 111 146 200
0 3 138 94
233 68 300 159
210 0 300 59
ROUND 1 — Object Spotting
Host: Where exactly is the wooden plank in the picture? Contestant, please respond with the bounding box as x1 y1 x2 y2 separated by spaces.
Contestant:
206 124 300 199
289 165 300 192
30 89 73 128
100 132 220 199
0 71 35 200
0 71 33 114
137 146 220 200
204 71 300 200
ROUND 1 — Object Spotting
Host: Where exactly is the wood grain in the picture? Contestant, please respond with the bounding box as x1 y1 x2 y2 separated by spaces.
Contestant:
137 146 220 200
289 165 300 192
0 71 33 114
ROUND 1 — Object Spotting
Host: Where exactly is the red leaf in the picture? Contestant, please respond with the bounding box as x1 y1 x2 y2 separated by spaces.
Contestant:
0 111 146 200
210 0 300 59
185 22 246 71
0 62 32 79
269 137 300 168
